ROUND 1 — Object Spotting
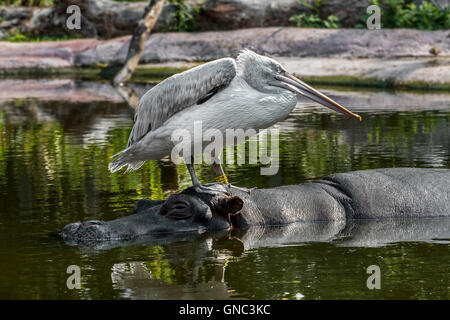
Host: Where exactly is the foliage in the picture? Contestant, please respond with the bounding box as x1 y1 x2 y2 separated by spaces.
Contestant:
165 0 200 32
4 30 77 42
5 30 30 42
289 0 341 28
289 13 340 28
0 0 53 6
356 0 450 30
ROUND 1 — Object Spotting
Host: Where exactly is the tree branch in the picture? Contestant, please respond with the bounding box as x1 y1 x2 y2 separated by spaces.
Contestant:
113 0 165 85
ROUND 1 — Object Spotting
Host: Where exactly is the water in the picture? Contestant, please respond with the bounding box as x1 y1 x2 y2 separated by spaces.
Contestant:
0 79 449 299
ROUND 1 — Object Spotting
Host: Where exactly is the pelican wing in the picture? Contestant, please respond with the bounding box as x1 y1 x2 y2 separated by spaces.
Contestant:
127 58 237 147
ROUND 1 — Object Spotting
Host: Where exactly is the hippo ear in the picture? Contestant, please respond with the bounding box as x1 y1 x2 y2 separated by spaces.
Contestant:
223 195 244 215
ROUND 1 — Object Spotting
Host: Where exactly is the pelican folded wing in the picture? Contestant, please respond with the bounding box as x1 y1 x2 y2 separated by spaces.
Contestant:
127 58 237 147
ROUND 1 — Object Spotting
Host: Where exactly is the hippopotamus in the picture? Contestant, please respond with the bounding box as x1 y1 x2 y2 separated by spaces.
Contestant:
61 168 450 245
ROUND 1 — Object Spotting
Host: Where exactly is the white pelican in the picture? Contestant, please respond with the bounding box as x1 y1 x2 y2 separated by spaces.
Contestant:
109 49 361 194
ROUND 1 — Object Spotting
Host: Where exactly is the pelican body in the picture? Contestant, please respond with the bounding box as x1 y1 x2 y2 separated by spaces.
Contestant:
109 49 360 193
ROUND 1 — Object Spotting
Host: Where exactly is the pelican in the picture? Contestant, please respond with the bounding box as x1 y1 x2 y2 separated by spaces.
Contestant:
109 49 361 194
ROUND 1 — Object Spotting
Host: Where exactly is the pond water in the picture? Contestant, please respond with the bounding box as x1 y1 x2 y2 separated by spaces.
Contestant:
0 79 449 299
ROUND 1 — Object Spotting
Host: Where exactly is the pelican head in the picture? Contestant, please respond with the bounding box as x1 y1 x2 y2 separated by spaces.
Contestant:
236 49 361 120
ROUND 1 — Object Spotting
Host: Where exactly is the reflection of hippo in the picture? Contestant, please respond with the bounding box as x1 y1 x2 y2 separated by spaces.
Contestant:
61 168 450 244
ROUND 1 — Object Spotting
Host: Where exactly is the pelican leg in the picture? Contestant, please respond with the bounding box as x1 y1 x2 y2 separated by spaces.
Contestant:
186 157 228 195
211 161 229 184
211 159 251 194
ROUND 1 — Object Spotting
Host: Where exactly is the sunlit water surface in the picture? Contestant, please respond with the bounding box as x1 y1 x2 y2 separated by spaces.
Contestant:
0 79 449 299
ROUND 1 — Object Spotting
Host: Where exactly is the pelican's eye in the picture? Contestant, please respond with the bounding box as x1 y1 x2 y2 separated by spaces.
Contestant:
276 65 281 73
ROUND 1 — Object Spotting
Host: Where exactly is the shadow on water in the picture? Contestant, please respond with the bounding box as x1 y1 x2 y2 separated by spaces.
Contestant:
0 78 449 299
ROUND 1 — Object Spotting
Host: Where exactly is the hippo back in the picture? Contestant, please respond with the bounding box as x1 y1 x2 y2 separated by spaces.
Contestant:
315 168 450 219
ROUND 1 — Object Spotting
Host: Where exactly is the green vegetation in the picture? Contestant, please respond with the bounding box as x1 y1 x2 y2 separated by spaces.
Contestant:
165 0 201 32
289 13 340 28
4 30 31 42
0 0 53 6
289 0 341 28
3 30 78 42
357 0 450 30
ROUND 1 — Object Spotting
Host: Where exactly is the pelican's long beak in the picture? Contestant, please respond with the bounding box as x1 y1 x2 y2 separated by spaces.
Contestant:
276 73 362 120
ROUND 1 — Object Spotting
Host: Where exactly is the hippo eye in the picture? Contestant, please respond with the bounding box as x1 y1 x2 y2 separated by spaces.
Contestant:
165 201 192 220
172 201 188 209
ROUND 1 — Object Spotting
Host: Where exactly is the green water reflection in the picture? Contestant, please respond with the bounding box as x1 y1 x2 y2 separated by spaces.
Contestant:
0 85 449 299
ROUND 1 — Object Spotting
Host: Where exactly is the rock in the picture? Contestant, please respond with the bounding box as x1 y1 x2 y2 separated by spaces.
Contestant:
280 56 450 86
0 39 99 69
0 1 164 39
0 6 32 21
1 28 449 88
26 0 181 39
0 0 386 39
0 79 123 103
0 0 447 39
200 0 371 30
2 28 449 70
73 28 450 66
429 47 441 56
320 0 370 27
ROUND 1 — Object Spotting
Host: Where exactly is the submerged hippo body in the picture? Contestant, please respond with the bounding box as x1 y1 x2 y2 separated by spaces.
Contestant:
61 168 450 244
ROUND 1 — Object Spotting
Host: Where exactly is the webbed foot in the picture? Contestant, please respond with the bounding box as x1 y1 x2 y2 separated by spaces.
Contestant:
194 183 230 195
227 184 253 194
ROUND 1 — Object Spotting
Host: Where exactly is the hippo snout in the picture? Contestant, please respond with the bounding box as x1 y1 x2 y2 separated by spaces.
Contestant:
61 220 112 243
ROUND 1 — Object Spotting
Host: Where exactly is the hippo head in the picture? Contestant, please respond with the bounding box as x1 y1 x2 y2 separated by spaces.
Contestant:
61 184 244 244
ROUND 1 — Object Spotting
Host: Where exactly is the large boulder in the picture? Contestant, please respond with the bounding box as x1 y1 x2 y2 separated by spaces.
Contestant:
73 28 450 66
0 0 177 39
2 0 449 39
0 0 372 39
200 0 370 30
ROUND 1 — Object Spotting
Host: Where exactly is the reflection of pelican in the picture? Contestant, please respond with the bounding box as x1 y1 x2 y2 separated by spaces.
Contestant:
109 236 234 300
110 260 232 299
109 49 360 193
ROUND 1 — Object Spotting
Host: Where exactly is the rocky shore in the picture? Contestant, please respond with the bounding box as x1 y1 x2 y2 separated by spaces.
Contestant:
1 27 449 89
2 78 449 113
